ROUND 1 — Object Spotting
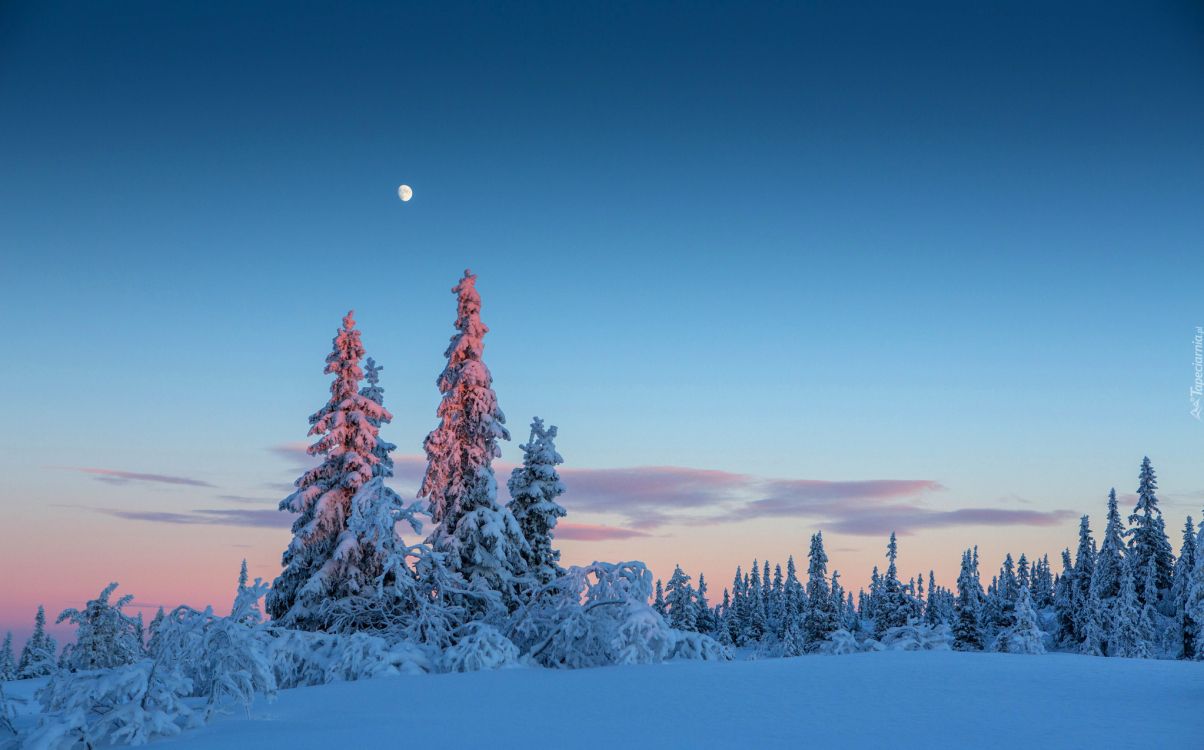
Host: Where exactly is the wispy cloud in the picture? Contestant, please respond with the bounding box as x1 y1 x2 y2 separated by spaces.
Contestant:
68 467 216 488
555 522 651 541
94 507 290 528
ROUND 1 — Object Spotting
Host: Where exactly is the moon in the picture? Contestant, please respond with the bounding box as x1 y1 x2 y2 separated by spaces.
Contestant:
398 184 413 202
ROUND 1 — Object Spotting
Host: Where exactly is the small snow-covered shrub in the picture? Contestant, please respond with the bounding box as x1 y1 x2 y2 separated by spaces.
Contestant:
671 630 731 662
329 633 430 681
155 593 276 719
510 561 727 669
268 630 431 689
56 583 143 672
818 628 861 655
442 623 521 673
879 622 952 652
27 660 193 748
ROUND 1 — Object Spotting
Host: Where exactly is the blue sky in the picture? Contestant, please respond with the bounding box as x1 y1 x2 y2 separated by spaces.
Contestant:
1 1 1202 640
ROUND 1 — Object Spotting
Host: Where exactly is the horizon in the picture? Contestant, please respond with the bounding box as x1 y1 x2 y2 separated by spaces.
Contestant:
2 0 1203 648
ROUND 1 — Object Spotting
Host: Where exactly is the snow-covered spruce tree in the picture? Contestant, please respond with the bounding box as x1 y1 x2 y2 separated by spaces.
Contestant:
506 417 567 585
694 574 715 635
1053 549 1077 647
266 311 393 629
1127 456 1174 607
874 533 911 638
1094 489 1126 602
419 270 529 600
995 585 1045 655
802 532 839 651
17 605 58 678
360 357 398 479
665 566 698 632
1070 515 1097 646
653 579 667 616
952 549 984 651
1186 518 1204 660
1108 558 1152 658
0 633 15 681
57 583 143 671
1171 516 1197 658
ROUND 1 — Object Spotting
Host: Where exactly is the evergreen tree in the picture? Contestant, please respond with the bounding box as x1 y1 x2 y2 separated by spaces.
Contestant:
652 579 667 617
1171 516 1198 658
507 417 567 584
419 270 529 596
694 574 714 635
57 583 142 671
665 566 697 631
0 633 15 681
266 311 393 627
1185 517 1204 660
359 357 398 479
1053 548 1077 646
995 585 1045 655
17 605 57 678
1070 515 1097 645
874 532 911 637
783 556 804 630
802 532 839 650
1127 456 1174 606
1108 558 1151 658
925 571 942 626
1093 489 1126 601
952 549 984 651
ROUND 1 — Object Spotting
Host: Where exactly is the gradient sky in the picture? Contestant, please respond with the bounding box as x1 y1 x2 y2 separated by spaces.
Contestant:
2 1 1203 646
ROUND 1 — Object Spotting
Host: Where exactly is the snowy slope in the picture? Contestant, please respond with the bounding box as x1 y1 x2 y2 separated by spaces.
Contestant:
144 651 1203 749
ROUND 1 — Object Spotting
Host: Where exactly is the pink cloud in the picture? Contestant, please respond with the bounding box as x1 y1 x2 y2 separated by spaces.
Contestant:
554 522 651 541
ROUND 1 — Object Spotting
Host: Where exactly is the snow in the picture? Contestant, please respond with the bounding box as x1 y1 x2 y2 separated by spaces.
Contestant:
38 650 1189 749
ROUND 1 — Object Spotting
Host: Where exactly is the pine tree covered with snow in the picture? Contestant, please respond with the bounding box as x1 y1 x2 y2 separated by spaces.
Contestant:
995 585 1045 655
17 605 58 678
0 633 15 681
952 549 984 651
665 565 698 632
419 270 529 599
1127 457 1174 607
802 532 839 650
1108 559 1152 658
57 583 143 671
873 533 911 638
359 357 398 479
1185 518 1204 660
267 311 393 628
1171 515 1197 658
506 417 567 584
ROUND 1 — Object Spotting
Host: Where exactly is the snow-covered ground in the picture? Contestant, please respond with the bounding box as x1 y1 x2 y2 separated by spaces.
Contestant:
13 651 1186 749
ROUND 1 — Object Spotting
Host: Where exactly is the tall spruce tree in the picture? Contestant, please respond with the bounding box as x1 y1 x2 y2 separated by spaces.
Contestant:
1127 457 1174 606
0 633 15 681
874 532 911 637
1185 518 1204 660
802 532 839 650
506 417 567 584
419 270 529 597
665 565 698 631
952 549 984 651
17 606 57 678
266 311 393 628
1171 516 1198 658
359 357 398 479
1071 515 1097 645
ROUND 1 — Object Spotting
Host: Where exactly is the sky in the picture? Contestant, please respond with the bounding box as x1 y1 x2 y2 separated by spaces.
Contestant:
1 1 1203 646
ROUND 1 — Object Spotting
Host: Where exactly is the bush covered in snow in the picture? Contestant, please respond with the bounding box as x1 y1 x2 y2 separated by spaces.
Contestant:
509 561 728 669
442 623 521 672
27 659 193 748
56 583 143 672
